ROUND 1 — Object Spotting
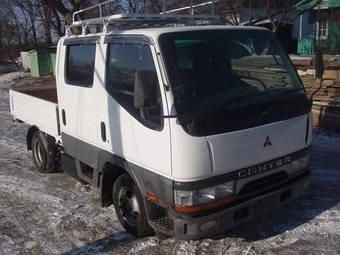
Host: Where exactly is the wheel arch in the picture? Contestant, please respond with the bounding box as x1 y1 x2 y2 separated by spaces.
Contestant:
98 150 173 211
101 162 127 207
99 150 146 208
27 125 39 151
30 128 60 173
28 127 56 151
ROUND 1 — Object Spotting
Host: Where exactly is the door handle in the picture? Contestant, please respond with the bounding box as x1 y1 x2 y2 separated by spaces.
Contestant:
101 122 106 142
62 109 66 126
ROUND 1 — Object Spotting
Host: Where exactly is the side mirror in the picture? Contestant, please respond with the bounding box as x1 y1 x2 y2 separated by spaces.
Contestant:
134 70 158 109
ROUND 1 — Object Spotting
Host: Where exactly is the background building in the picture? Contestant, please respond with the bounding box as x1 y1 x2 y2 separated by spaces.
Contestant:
295 0 340 54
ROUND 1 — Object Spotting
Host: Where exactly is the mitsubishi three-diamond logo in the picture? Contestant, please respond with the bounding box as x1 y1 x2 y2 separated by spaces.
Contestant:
263 136 272 147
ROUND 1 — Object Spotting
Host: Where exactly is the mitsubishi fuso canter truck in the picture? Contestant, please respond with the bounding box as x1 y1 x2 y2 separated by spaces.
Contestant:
9 1 312 240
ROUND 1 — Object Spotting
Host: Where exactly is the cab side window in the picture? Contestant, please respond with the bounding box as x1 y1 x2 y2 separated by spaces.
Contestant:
66 44 96 87
106 44 162 129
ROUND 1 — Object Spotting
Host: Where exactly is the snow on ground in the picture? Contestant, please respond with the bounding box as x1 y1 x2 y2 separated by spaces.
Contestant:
1 72 340 254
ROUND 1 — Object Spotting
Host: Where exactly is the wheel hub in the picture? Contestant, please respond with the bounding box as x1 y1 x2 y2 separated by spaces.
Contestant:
33 139 43 166
118 187 140 227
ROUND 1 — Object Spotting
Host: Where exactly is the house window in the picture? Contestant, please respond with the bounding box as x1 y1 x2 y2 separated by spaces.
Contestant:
317 15 328 40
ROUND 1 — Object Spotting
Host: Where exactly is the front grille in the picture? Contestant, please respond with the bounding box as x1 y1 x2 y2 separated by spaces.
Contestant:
238 171 288 196
151 217 174 233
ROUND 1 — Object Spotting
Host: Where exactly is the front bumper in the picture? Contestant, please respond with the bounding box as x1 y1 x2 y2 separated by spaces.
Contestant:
149 171 311 240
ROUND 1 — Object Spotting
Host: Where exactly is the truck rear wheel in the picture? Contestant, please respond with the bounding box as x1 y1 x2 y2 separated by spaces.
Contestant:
31 131 59 173
113 174 153 237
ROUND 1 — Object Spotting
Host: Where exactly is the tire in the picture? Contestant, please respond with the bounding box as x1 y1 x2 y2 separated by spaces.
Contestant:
31 131 59 173
113 174 153 237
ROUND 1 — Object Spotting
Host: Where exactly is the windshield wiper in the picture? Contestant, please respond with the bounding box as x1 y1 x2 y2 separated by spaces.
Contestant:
218 91 269 111
262 88 305 118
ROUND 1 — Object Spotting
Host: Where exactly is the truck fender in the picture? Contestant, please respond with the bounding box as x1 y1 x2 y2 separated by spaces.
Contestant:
27 126 58 158
26 126 39 151
99 150 143 207
27 126 50 152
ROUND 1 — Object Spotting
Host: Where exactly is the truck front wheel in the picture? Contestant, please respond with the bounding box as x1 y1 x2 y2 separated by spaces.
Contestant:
31 131 58 173
112 174 153 237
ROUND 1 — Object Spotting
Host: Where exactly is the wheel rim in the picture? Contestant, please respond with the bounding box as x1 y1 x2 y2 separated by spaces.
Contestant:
33 139 44 166
118 187 141 227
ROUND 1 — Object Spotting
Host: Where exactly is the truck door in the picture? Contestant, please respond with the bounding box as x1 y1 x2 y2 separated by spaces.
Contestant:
56 37 100 168
99 37 172 179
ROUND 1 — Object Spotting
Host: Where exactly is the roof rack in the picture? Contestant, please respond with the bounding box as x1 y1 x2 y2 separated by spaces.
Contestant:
67 0 220 36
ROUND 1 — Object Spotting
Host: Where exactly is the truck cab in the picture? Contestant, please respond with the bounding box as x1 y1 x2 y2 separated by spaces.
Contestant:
10 8 312 240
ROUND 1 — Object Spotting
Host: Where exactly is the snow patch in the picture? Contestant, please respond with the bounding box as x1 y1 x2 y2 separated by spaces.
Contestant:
0 71 30 90
127 240 158 254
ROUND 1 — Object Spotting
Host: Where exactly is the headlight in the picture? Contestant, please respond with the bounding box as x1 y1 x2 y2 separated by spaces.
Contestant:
174 181 234 207
291 154 310 174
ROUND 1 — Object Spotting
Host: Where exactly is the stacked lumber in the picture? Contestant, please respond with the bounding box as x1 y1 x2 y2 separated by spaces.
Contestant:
311 104 340 131
290 54 340 130
303 75 340 105
299 69 340 131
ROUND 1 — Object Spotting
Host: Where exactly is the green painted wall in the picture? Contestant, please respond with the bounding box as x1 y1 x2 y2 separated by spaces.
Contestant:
296 1 340 54
324 0 340 9
314 21 340 54
50 53 56 76
297 0 340 10
29 50 56 77
298 38 315 54
326 22 340 54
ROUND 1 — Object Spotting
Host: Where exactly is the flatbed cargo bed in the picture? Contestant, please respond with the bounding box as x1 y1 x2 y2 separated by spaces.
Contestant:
9 86 59 137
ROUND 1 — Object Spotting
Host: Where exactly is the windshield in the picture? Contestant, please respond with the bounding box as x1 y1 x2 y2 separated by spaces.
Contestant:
159 29 305 116
159 29 310 136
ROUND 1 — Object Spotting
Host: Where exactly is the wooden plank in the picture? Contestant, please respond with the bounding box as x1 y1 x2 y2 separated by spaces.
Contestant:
326 88 340 98
312 105 340 131
312 95 333 102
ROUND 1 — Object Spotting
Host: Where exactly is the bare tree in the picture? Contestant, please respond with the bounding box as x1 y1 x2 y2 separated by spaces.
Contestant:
252 0 292 33
42 0 127 35
0 0 49 49
43 0 91 26
1 1 27 48
252 0 322 34
13 0 40 46
148 0 163 13
41 4 53 45
217 0 249 25
0 6 21 65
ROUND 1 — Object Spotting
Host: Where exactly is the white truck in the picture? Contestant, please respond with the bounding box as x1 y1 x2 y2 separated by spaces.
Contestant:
9 3 312 240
